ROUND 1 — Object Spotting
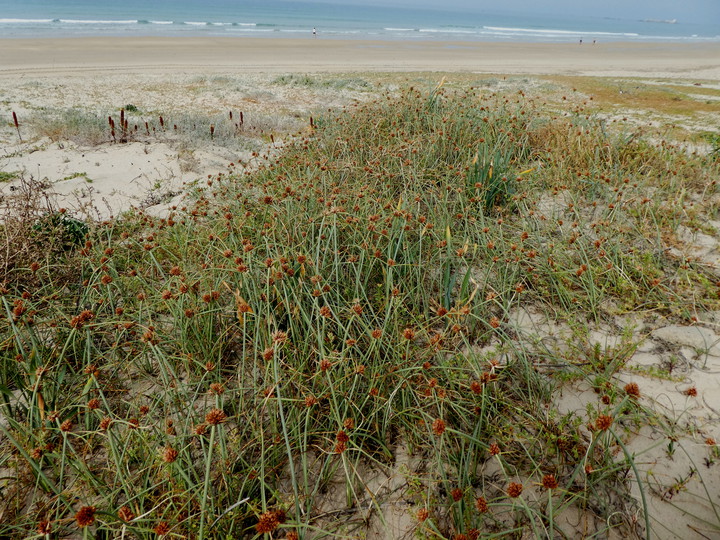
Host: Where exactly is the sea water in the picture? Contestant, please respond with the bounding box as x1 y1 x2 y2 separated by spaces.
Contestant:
0 0 717 42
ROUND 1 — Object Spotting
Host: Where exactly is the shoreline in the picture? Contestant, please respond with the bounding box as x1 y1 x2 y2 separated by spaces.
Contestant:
1 37 720 79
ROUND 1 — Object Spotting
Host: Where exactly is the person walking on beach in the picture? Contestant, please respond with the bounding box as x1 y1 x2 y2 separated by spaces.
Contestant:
313 27 317 38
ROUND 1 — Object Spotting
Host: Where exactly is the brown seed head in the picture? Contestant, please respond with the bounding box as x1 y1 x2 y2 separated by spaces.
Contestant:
75 506 96 527
256 510 281 534
37 520 52 535
542 474 559 490
162 446 179 463
416 508 429 521
488 443 500 456
118 506 134 522
432 418 446 436
153 521 171 536
304 395 318 407
506 482 523 498
205 408 227 425
319 358 332 372
475 496 488 513
624 382 640 399
595 414 613 431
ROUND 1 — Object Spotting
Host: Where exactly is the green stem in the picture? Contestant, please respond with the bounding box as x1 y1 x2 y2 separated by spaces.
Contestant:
199 424 217 539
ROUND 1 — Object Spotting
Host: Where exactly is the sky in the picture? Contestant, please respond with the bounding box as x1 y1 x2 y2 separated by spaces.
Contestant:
304 0 720 25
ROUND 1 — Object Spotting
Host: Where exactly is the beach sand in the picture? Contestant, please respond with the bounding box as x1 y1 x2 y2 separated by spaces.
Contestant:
1 37 720 79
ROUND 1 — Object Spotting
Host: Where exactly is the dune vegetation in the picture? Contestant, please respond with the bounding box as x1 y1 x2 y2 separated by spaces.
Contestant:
1 77 719 539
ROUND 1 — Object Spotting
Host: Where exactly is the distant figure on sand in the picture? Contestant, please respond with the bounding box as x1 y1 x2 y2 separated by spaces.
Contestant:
313 27 317 38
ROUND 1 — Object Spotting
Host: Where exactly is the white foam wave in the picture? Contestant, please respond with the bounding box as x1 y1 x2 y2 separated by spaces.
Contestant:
58 19 138 24
419 28 475 34
0 18 54 24
483 25 639 37
149 20 174 25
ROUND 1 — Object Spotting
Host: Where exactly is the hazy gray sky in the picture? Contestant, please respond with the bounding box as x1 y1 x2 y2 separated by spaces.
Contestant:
309 0 720 25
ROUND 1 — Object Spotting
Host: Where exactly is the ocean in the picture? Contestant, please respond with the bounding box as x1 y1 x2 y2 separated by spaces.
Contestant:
0 0 717 43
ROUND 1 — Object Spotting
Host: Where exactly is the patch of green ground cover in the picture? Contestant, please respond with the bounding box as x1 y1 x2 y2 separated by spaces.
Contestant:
544 75 720 118
0 80 718 538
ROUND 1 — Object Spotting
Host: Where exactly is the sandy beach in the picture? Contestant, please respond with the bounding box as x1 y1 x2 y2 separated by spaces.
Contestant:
1 37 720 79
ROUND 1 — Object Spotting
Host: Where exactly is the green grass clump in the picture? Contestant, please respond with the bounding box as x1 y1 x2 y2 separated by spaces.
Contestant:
0 81 718 538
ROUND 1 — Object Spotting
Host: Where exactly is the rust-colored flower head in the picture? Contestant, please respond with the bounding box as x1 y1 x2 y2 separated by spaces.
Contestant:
475 496 488 513
685 387 698 397
153 521 171 536
470 381 482 394
256 510 282 534
402 327 416 340
304 395 318 407
87 398 101 410
99 417 112 431
624 382 640 399
194 423 208 436
162 446 178 463
595 414 613 431
432 418 446 436
60 419 73 432
370 328 382 339
488 443 500 456
209 383 225 395
205 408 227 425
451 488 463 502
416 508 429 522
334 440 347 454
285 532 299 540
118 506 134 522
319 358 332 372
336 430 350 444
75 506 96 527
506 482 523 498
542 474 559 490
37 520 52 535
